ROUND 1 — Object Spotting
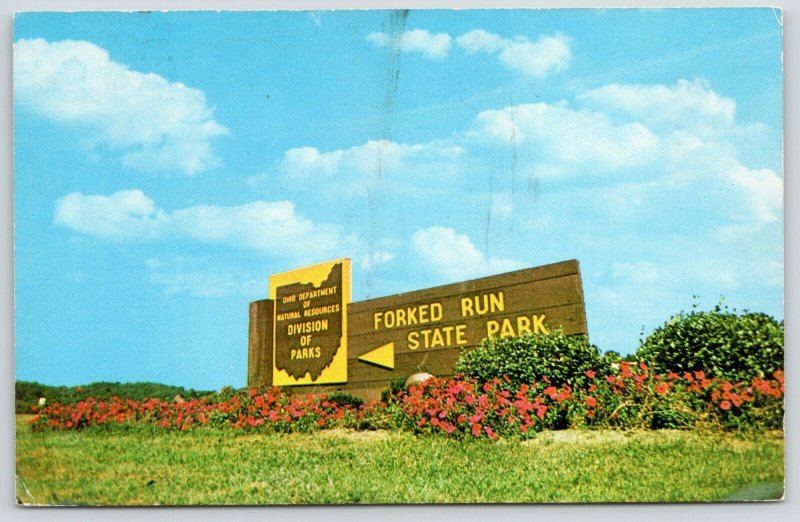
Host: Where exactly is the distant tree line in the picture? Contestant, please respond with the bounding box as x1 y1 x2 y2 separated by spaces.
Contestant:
15 381 214 414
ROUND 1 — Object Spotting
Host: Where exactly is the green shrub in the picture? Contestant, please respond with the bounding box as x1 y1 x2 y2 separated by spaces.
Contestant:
325 391 364 409
454 330 605 389
380 377 408 404
636 305 784 382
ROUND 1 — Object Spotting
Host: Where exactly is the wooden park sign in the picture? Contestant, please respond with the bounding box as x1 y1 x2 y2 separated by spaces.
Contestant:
248 259 587 400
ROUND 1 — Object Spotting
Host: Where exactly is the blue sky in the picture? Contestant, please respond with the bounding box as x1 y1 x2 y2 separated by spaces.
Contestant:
13 9 783 390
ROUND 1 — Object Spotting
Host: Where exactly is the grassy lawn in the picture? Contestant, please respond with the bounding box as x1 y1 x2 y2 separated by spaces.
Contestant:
15 415 784 505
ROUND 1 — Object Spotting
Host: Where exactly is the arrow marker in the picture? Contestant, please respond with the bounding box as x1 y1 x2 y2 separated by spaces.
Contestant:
357 342 395 370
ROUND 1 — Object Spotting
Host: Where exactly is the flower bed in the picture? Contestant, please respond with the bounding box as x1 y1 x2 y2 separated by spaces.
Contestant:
27 365 783 438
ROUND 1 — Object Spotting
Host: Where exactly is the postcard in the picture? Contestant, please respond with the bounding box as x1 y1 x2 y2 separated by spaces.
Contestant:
14 8 784 505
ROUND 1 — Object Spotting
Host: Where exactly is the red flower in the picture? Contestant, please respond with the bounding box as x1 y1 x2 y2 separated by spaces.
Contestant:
719 400 732 411
484 426 497 440
585 370 596 379
471 423 482 438
584 397 596 408
655 383 669 395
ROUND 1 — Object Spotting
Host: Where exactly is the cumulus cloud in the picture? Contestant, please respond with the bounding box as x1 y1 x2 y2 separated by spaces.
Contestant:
577 78 736 132
725 164 783 225
411 226 524 280
472 101 661 172
456 30 571 77
366 29 452 60
54 190 352 260
14 38 228 175
54 190 169 239
279 139 465 195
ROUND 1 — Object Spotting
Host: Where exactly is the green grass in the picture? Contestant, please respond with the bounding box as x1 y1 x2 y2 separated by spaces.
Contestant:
15 415 784 505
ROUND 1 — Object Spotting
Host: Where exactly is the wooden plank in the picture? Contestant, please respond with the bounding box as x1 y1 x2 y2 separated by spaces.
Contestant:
348 302 586 359
348 274 583 332
247 299 273 389
348 259 579 315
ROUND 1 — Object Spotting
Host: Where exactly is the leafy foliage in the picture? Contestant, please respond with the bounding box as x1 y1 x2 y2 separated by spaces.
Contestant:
15 381 213 414
324 391 364 409
636 306 784 382
454 330 605 389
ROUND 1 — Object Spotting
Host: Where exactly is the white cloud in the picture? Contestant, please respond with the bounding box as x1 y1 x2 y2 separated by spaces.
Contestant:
279 139 465 195
456 30 571 77
456 29 507 54
360 250 397 270
411 226 524 280
577 78 736 133
14 38 228 175
472 101 661 172
726 163 783 225
54 190 169 239
54 190 352 261
366 29 452 60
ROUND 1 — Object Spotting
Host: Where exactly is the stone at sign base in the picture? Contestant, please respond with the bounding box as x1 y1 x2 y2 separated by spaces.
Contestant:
405 372 434 389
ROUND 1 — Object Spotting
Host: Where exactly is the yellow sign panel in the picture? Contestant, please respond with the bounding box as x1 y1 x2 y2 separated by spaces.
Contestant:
269 258 350 386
